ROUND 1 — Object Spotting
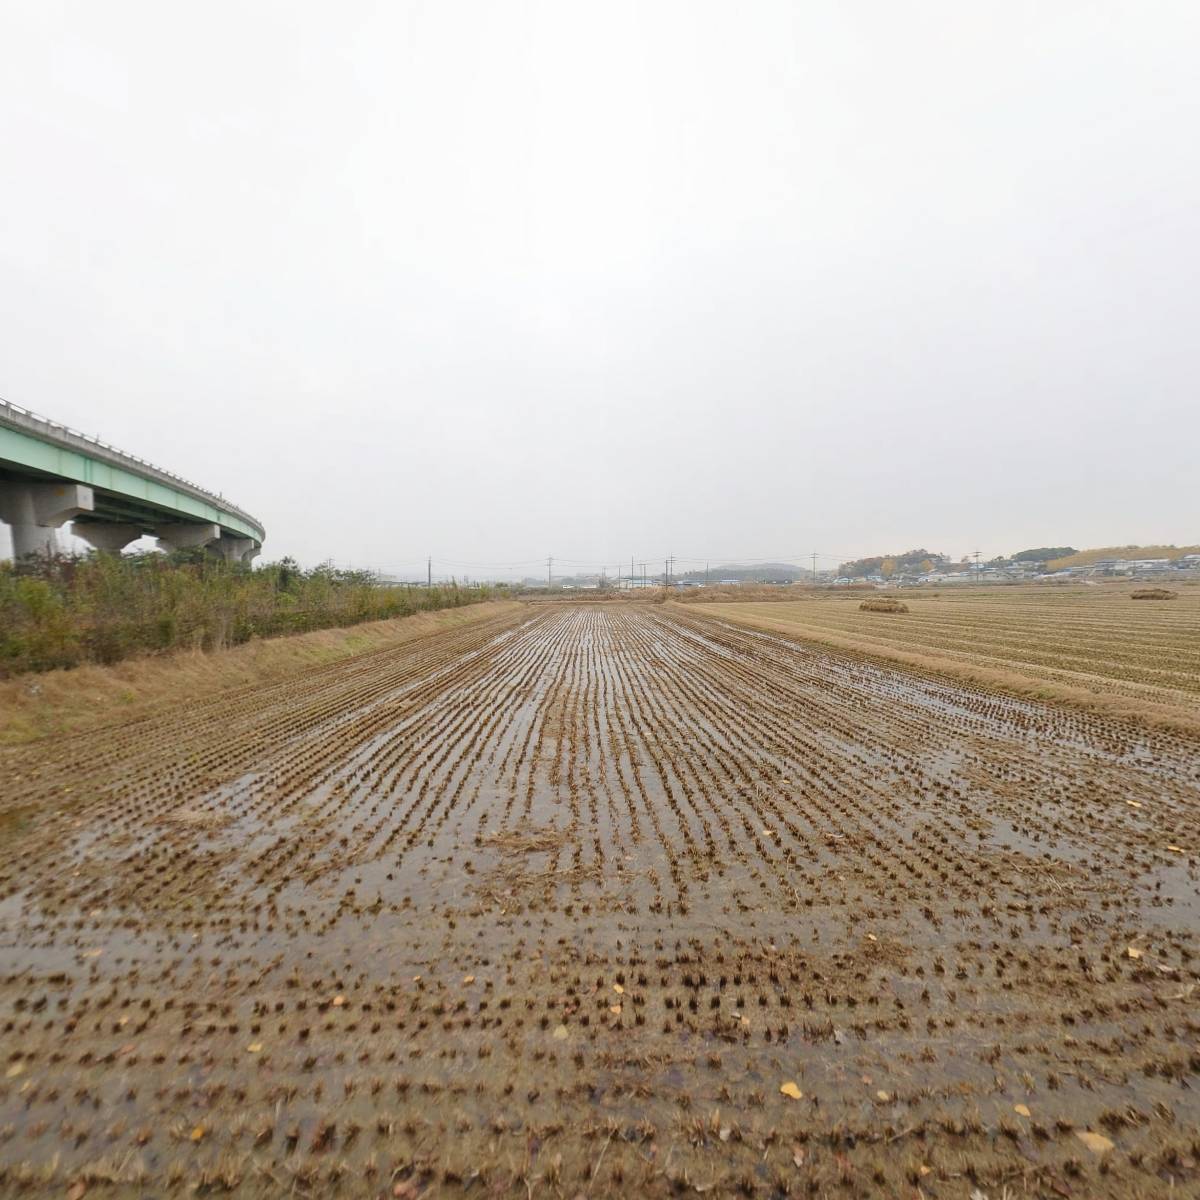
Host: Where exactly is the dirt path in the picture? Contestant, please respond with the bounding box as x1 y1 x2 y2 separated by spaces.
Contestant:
1 604 1197 1197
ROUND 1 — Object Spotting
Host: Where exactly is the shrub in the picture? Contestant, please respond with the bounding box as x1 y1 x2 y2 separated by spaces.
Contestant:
1131 588 1177 600
0 553 499 676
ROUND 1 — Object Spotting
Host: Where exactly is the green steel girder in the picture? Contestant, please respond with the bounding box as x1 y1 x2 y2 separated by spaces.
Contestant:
0 422 264 543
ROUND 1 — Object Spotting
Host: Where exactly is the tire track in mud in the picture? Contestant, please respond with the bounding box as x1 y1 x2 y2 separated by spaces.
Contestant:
1 603 1198 1198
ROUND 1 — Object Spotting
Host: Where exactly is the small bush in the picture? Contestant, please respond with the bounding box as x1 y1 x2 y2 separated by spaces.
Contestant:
0 553 500 676
859 596 909 614
1131 588 1177 600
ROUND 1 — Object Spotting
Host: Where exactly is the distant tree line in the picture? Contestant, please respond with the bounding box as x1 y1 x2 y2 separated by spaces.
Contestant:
1011 546 1077 562
838 549 947 578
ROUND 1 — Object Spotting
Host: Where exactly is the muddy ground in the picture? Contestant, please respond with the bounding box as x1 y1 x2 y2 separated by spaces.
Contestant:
1 604 1198 1198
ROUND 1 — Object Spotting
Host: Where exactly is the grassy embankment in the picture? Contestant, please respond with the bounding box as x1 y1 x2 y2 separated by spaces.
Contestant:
686 582 1200 735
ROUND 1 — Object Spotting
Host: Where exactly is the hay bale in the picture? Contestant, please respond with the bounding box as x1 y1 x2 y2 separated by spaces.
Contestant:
859 596 909 614
1131 588 1177 600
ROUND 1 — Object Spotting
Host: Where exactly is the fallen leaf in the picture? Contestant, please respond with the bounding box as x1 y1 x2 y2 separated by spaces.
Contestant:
613 983 624 994
552 1024 569 1040
918 1164 932 1177
1167 845 1185 853
247 1042 263 1054
779 1081 803 1100
82 949 103 959
190 1125 206 1142
332 995 345 1007
5 1063 25 1078
609 1004 622 1015
866 933 877 942
792 1146 806 1167
1075 1129 1115 1154
719 1127 731 1142
1014 1103 1031 1117
463 975 475 985
1126 946 1142 960
66 1183 87 1200
833 1027 846 1045
876 1090 890 1102
1126 799 1142 808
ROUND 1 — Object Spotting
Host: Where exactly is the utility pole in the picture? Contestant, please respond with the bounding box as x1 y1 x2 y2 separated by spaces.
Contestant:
812 551 818 583
639 561 647 589
427 556 431 588
705 561 709 585
547 556 553 590
973 549 981 582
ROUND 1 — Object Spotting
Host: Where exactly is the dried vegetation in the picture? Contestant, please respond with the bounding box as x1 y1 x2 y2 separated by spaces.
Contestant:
1 602 1198 1197
858 596 908 613
698 583 1200 735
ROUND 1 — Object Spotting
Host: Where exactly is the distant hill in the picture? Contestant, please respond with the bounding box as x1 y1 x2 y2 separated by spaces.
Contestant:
1047 545 1200 570
838 549 947 578
1011 546 1076 563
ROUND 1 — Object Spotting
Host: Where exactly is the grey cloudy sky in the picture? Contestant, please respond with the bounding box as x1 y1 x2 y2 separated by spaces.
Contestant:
2 1 1197 577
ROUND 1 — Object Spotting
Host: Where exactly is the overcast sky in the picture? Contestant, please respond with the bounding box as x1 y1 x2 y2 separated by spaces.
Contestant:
2 1 1197 577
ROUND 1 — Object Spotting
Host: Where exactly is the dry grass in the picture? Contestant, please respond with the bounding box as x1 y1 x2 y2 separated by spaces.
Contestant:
1131 588 1177 600
1047 544 1200 570
482 826 566 854
0 600 522 747
685 582 1200 736
671 584 818 603
859 596 908 613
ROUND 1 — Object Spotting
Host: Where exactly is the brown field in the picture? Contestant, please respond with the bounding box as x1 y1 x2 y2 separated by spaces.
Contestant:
0 601 523 748
697 583 1200 733
1 602 1198 1197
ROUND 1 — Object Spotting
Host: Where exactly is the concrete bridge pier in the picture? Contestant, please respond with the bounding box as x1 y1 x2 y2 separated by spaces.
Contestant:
73 521 144 553
156 522 221 554
0 480 94 557
212 535 260 565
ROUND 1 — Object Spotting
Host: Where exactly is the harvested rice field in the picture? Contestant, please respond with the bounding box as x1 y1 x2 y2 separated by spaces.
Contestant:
2 602 1199 1197
699 584 1200 732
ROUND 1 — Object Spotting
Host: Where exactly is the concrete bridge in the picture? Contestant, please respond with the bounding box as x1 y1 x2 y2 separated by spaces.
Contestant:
0 399 265 562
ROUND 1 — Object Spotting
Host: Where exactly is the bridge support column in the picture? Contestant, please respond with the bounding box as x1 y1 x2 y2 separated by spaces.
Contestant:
73 522 143 553
156 522 220 553
210 535 259 564
0 481 94 558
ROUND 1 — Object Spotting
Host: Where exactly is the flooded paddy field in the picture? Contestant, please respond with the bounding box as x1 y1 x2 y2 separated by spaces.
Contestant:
1 603 1198 1198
